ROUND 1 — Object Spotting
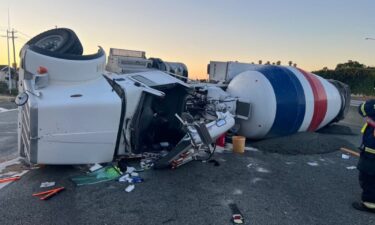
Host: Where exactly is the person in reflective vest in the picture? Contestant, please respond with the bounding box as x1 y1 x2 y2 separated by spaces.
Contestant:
353 100 375 213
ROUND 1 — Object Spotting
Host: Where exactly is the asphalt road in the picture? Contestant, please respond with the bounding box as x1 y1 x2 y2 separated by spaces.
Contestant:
0 101 374 225
0 103 17 162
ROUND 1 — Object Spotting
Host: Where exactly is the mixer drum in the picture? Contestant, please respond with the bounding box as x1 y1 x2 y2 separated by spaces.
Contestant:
226 65 343 139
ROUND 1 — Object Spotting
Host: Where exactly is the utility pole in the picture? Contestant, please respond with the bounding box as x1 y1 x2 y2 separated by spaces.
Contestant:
6 30 11 92
1 29 17 93
7 8 12 93
11 29 17 69
1 9 14 93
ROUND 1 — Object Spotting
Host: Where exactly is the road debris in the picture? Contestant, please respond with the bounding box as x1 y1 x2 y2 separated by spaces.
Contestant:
307 162 319 167
346 166 357 170
71 166 122 186
229 203 244 224
130 172 139 177
33 187 65 200
140 159 154 170
119 174 132 183
232 136 246 154
125 184 135 193
244 146 259 152
251 177 262 184
40 182 55 188
89 163 103 172
233 189 243 195
130 177 144 183
341 154 350 159
118 167 144 184
0 176 20 183
256 167 270 173
126 166 136 174
340 147 360 157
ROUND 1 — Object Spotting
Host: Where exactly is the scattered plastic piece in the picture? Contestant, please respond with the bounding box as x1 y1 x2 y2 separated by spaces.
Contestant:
307 162 319 167
118 174 130 182
226 143 233 150
33 187 65 200
71 166 122 186
0 176 21 183
126 167 136 174
233 189 243 195
125 184 135 192
256 167 270 173
340 147 360 157
140 159 154 170
342 154 350 159
246 163 253 168
244 146 259 152
215 146 225 153
251 177 262 184
346 166 357 170
130 172 139 177
130 176 144 183
40 182 55 188
89 163 103 172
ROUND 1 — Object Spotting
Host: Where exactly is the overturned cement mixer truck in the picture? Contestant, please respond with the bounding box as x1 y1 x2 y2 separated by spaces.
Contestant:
15 28 350 168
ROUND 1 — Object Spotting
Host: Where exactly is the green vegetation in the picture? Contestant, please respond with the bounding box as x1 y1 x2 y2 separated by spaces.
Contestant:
313 60 375 96
0 81 18 96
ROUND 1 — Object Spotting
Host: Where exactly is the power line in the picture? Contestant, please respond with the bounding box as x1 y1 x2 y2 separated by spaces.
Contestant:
16 35 28 41
16 30 31 38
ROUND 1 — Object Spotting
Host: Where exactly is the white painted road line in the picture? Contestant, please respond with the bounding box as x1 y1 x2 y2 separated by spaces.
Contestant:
0 158 29 190
0 108 17 113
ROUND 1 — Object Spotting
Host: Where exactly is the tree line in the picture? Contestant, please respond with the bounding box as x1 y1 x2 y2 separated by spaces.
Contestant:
313 60 375 96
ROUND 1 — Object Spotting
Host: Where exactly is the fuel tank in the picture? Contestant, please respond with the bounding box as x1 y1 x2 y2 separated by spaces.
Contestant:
226 65 350 139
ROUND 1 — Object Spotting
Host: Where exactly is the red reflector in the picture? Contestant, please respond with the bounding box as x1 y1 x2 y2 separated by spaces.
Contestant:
37 66 48 74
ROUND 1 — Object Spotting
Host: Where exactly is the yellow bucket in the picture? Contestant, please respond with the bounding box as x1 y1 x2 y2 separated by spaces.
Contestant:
232 136 246 154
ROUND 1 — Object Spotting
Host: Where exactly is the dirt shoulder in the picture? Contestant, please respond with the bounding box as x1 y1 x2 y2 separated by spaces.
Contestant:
0 95 15 103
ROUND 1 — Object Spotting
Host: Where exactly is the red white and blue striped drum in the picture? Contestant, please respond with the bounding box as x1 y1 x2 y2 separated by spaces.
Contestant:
226 65 347 139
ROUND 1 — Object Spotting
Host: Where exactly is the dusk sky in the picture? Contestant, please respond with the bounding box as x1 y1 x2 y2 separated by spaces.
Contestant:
0 0 374 78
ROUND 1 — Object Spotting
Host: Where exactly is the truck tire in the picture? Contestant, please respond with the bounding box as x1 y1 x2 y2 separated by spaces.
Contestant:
26 28 83 55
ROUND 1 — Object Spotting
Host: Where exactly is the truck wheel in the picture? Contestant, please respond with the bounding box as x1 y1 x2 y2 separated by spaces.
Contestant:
26 28 83 55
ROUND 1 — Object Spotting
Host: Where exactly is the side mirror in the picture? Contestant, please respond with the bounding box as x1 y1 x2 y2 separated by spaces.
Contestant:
15 92 29 106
